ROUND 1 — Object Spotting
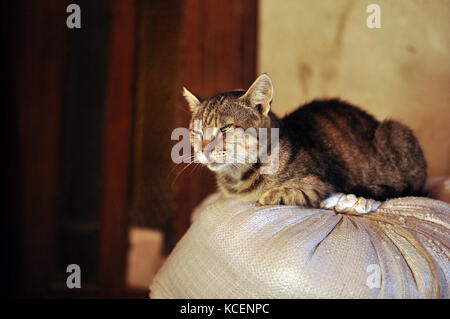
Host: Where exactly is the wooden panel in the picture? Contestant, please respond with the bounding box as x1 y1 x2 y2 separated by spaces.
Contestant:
1 0 17 298
2 0 257 297
2 0 139 298
98 0 137 297
58 0 112 286
173 0 258 244
3 0 67 297
131 0 184 253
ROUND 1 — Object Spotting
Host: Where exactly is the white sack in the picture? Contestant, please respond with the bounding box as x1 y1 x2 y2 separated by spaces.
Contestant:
150 194 449 298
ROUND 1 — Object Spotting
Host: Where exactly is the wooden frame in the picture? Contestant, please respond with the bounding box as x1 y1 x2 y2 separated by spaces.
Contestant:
3 0 258 298
99 0 137 298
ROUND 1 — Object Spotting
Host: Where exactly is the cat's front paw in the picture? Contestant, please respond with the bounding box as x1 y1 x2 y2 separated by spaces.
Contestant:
257 187 310 206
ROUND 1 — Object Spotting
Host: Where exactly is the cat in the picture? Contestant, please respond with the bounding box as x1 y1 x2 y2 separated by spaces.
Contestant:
182 74 427 210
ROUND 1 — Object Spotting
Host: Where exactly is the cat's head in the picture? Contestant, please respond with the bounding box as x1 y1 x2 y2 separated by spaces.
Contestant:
184 74 274 172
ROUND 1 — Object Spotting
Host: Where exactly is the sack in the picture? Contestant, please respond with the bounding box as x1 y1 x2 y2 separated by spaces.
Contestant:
150 194 449 298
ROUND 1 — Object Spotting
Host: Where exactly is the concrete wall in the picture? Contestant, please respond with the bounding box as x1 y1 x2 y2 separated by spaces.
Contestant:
259 0 450 177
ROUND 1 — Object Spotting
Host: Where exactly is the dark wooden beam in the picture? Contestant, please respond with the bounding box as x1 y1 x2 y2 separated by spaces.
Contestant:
58 0 112 288
131 0 184 254
4 0 68 297
98 0 137 298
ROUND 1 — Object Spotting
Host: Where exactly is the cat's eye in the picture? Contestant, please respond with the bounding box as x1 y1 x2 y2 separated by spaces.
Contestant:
220 124 234 133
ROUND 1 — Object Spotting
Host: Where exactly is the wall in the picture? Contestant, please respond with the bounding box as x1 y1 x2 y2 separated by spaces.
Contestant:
259 0 450 177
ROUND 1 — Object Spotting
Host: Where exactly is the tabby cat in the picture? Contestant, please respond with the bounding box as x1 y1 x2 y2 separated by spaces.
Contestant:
183 74 427 208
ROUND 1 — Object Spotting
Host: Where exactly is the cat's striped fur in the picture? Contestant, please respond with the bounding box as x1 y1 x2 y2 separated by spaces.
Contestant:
183 74 427 207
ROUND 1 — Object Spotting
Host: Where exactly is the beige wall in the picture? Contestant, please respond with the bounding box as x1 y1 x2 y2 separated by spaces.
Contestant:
259 0 450 177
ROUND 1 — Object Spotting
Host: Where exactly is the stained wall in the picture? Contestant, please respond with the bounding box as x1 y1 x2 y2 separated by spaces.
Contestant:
259 0 450 176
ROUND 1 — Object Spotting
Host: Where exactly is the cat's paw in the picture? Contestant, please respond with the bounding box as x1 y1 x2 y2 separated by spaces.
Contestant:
257 187 309 206
320 193 381 215
319 192 342 209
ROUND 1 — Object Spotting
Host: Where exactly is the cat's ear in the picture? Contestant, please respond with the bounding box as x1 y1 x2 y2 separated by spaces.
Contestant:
183 86 202 112
241 73 273 116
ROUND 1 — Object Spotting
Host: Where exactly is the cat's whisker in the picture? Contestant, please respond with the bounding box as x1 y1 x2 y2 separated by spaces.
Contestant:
170 161 199 187
168 154 197 177
167 154 196 178
187 162 202 177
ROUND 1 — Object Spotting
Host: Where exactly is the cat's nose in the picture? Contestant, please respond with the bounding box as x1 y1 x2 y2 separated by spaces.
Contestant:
202 132 223 153
202 139 212 151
